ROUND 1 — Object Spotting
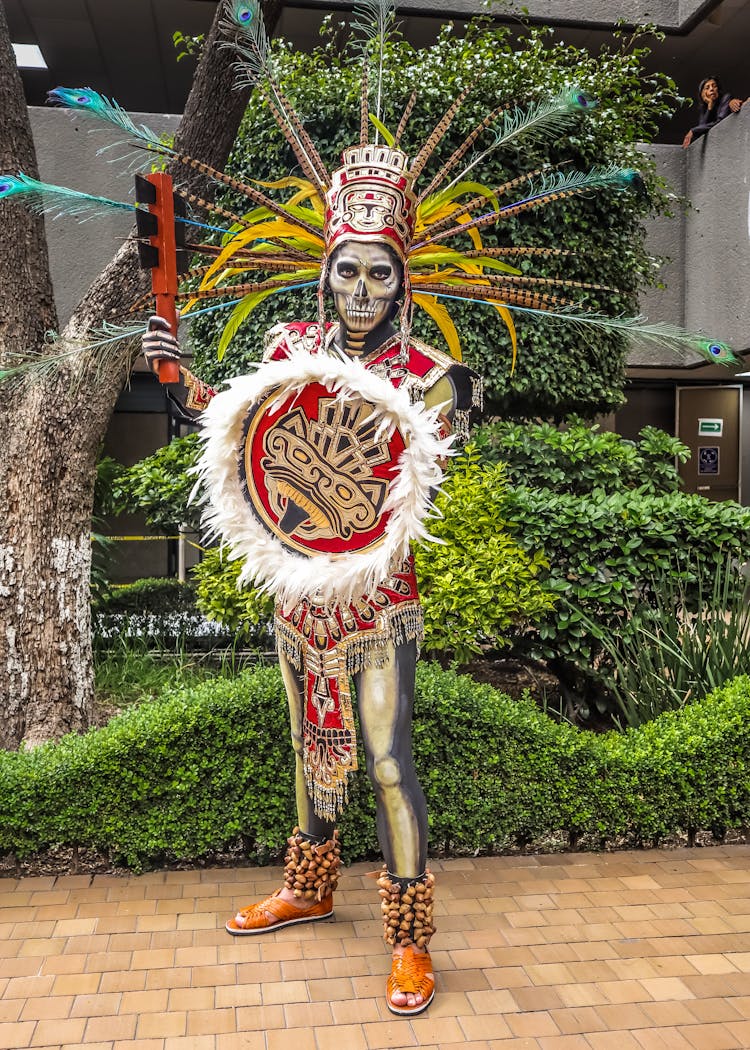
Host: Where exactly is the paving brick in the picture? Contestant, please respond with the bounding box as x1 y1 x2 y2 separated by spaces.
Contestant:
548 1006 608 1035
29 1017 86 1046
458 1013 514 1041
316 1023 368 1050
50 972 100 996
683 998 744 1024
536 1036 589 1049
330 996 382 1024
187 1007 235 1035
136 1010 188 1038
640 978 696 1001
98 970 147 993
215 1035 266 1050
586 1034 644 1049
506 1011 560 1038
84 1011 138 1042
84 951 133 974
284 1001 334 1028
163 1037 216 1050
235 1004 285 1031
362 1019 418 1048
0 1021 36 1048
262 978 309 1004
19 995 74 1021
676 1023 742 1049
266 1029 317 1050
69 991 122 1017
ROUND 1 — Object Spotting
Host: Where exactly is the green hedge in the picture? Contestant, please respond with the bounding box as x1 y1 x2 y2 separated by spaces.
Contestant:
474 418 690 496
503 486 750 671
95 578 198 616
2 664 749 869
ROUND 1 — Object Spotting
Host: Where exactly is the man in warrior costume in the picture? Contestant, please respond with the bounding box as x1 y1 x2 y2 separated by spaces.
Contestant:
143 144 481 1016
2 0 738 1022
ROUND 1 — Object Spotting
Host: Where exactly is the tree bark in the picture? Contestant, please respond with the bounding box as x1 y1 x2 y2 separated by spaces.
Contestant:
0 1 280 748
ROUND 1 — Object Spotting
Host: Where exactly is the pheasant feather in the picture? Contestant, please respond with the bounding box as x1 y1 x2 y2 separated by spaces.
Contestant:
410 81 476 180
418 102 513 201
394 89 418 146
222 0 328 187
416 166 641 249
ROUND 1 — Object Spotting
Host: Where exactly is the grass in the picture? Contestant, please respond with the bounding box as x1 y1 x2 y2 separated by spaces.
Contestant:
93 639 249 713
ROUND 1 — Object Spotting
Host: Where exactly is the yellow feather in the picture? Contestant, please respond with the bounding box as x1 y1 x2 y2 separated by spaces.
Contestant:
252 175 319 194
419 181 498 221
411 253 521 277
217 288 278 361
201 221 324 286
491 304 517 373
412 293 462 360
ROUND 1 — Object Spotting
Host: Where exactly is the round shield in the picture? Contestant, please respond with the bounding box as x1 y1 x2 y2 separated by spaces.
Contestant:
196 350 449 608
239 381 406 557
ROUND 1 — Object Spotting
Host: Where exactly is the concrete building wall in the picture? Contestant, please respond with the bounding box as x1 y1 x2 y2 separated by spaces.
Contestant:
682 105 750 351
636 104 750 355
29 107 181 325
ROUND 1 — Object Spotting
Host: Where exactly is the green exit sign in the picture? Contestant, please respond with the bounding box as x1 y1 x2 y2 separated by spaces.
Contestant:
698 418 723 436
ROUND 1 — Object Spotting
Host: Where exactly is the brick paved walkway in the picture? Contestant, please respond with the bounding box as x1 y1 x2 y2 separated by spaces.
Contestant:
1 846 749 1050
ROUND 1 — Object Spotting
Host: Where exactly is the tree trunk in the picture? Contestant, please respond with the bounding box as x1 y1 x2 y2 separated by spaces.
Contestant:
0 1 279 748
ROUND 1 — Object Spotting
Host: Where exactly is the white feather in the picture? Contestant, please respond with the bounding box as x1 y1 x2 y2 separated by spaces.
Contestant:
193 348 453 609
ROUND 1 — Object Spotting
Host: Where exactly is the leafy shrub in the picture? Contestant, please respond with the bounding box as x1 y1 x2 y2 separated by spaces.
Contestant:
415 453 553 661
93 577 234 650
107 433 203 533
192 548 275 644
474 418 689 495
188 23 680 417
500 481 750 718
2 664 749 869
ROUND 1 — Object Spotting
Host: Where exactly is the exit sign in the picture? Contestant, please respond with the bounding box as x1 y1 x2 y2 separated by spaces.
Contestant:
698 418 723 436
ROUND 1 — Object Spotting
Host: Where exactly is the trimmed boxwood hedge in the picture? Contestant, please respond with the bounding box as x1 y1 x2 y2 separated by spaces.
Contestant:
2 665 748 870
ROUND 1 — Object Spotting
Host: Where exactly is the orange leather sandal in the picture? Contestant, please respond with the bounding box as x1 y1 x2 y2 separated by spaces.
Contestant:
386 945 435 1015
226 889 333 935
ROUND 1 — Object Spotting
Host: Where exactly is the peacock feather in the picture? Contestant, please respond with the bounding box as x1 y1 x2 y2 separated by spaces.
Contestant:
0 173 134 221
48 87 171 159
443 87 597 191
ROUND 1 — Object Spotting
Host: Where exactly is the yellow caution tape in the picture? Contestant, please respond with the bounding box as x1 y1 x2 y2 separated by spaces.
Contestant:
92 535 207 551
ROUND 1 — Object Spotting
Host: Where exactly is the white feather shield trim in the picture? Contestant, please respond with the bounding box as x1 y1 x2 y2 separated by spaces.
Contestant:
194 348 454 608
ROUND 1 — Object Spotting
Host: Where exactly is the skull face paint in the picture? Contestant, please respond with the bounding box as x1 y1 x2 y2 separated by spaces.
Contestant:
328 242 403 335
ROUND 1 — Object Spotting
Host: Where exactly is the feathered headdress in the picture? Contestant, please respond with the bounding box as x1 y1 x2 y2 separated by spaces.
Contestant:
0 0 741 378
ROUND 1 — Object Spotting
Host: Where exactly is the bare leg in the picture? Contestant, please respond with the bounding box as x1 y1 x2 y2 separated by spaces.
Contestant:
356 640 432 1008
